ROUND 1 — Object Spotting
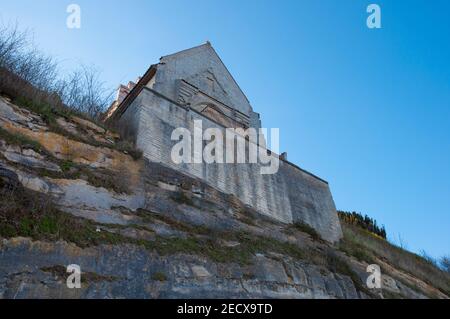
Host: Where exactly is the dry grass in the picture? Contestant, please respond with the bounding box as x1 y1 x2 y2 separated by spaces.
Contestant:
41 265 118 283
8 94 142 160
0 22 112 119
151 271 167 282
0 128 131 194
0 170 127 247
340 222 450 296
290 221 322 241
1 23 143 161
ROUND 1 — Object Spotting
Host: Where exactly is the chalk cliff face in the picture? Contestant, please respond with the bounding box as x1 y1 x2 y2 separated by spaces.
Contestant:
0 96 448 299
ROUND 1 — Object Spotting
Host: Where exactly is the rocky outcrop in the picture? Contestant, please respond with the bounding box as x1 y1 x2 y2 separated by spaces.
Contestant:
0 238 365 299
0 142 61 172
0 97 141 184
0 96 448 299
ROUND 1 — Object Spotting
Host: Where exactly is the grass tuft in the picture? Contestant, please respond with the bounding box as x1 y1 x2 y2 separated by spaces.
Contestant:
0 127 44 154
291 221 322 241
340 221 450 297
151 271 167 282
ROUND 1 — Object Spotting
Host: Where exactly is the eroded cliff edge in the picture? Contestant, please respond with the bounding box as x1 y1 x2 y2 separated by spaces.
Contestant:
0 96 448 299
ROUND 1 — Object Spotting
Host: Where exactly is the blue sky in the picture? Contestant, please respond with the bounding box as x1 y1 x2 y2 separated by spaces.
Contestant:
0 0 449 259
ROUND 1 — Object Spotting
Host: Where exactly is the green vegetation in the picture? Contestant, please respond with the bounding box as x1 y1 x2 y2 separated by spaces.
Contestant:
382 290 404 299
13 96 143 161
7 94 142 162
1 24 143 164
60 160 74 173
0 126 130 194
170 191 195 206
338 211 386 239
2 128 130 193
324 248 371 295
0 126 44 154
151 271 168 282
134 231 306 265
235 206 257 226
1 176 306 266
41 265 118 283
136 209 211 235
115 140 143 161
14 96 67 125
130 210 365 288
0 174 369 294
236 215 256 226
339 221 450 297
440 256 450 274
0 186 309 267
339 233 375 264
339 212 450 297
0 125 130 194
73 167 130 194
291 221 322 241
0 181 127 247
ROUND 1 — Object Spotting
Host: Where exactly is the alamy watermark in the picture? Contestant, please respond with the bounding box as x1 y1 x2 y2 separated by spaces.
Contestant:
171 120 280 175
66 4 81 29
367 4 382 29
366 264 382 289
66 264 81 289
65 4 380 30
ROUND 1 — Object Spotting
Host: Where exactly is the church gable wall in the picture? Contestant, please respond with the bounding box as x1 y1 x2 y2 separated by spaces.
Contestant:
119 88 342 243
153 44 253 117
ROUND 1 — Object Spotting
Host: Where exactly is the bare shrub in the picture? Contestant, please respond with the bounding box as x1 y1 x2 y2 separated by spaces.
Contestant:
57 66 114 119
108 118 135 142
0 22 27 69
440 256 450 274
420 250 438 267
0 21 113 120
0 22 147 159
105 117 143 159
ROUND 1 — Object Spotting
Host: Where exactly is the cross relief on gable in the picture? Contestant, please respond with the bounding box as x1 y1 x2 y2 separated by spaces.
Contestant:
180 69 236 107
176 79 249 129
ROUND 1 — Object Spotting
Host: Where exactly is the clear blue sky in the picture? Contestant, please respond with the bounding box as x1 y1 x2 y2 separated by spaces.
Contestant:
1 0 449 259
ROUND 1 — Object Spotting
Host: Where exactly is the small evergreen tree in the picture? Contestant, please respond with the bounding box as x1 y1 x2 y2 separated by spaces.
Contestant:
338 210 387 239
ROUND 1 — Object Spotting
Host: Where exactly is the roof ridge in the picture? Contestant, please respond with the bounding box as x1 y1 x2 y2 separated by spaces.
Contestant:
159 41 211 60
